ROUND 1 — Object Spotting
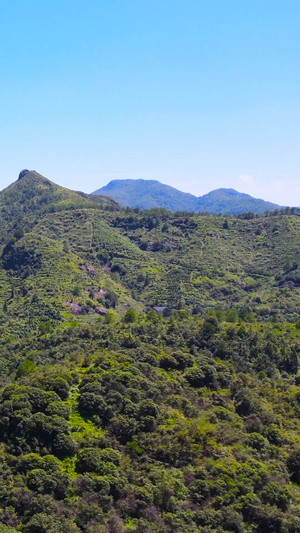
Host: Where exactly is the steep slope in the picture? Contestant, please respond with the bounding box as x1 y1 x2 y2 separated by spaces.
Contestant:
0 171 152 334
0 170 117 221
93 178 280 214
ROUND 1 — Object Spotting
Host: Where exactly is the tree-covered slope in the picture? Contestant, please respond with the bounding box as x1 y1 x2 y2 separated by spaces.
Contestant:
0 171 300 532
105 209 300 321
196 188 280 215
0 170 117 221
93 179 198 211
1 309 300 532
0 171 148 334
93 179 280 214
0 170 299 329
0 171 299 330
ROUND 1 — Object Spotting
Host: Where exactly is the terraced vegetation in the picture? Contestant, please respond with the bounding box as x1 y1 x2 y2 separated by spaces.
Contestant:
0 171 300 532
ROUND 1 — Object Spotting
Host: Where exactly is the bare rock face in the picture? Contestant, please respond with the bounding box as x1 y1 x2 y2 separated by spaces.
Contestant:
64 301 84 315
18 169 30 180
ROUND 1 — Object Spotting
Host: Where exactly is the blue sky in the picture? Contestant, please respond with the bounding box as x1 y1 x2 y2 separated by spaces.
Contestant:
1 0 300 205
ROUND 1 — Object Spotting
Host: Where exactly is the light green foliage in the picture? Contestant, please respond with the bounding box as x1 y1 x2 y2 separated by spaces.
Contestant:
0 172 299 531
0 303 300 531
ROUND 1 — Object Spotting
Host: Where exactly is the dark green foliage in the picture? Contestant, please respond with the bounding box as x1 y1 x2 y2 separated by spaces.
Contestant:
23 514 80 533
2 243 42 275
0 383 75 457
0 314 299 531
260 482 291 511
38 376 70 400
0 171 299 531
123 309 137 323
287 448 300 483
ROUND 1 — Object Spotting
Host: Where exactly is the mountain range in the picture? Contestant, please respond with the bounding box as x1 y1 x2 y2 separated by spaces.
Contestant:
0 170 300 531
0 169 298 331
93 178 281 214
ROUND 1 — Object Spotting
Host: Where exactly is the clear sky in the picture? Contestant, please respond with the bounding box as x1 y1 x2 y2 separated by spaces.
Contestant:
1 0 300 205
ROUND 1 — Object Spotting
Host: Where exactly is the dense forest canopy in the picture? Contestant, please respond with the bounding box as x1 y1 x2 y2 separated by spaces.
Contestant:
0 172 299 532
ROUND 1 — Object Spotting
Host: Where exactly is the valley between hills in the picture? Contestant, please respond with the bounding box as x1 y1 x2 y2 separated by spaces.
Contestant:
0 170 300 532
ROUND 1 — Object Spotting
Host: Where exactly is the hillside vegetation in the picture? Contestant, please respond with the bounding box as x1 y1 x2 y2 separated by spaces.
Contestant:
93 179 280 214
0 171 299 532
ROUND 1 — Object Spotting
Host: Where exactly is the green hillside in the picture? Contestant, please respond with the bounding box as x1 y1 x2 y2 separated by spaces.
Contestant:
0 172 300 532
94 179 198 211
197 188 280 214
93 179 280 214
0 171 146 335
104 209 300 322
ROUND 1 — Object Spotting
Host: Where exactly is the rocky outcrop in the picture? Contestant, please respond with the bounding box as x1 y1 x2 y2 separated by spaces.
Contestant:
18 169 30 180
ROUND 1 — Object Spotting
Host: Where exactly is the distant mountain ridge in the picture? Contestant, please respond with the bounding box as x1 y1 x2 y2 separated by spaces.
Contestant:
92 179 281 214
2 170 300 531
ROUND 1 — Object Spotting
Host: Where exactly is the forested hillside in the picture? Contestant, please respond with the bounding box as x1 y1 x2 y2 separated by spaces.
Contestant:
0 171 300 532
93 179 280 214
